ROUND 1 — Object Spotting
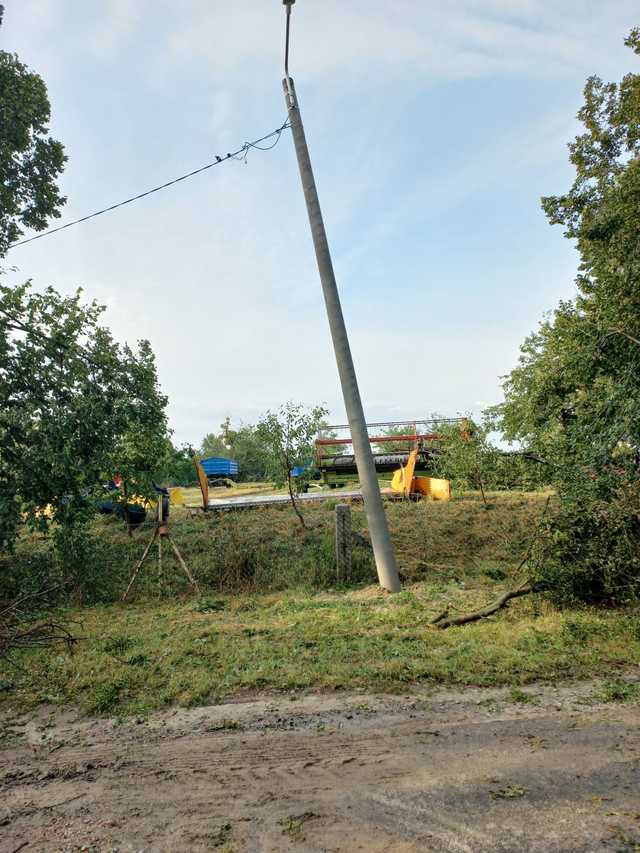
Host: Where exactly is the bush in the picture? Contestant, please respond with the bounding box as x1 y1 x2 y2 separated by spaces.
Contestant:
532 485 640 606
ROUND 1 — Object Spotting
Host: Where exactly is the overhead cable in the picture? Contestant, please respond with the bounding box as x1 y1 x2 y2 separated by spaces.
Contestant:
10 118 291 249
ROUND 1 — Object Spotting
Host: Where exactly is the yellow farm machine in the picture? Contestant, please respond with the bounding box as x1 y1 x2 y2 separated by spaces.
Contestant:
314 417 468 501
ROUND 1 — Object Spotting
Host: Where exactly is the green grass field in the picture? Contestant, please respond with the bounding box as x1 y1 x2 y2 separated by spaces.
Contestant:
4 588 639 717
2 491 639 716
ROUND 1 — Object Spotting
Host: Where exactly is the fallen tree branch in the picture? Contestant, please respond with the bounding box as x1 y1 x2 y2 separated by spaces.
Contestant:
429 496 552 629
1 584 63 618
1 583 80 661
429 607 449 624
429 582 537 629
0 621 79 660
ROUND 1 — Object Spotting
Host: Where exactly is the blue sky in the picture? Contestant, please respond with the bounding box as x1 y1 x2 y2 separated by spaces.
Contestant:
3 1 639 445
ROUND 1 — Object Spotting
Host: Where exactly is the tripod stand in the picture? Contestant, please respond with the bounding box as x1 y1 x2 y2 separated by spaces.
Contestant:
122 490 200 601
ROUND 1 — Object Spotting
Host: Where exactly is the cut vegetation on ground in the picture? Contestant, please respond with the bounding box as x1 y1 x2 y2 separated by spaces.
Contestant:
2 492 639 716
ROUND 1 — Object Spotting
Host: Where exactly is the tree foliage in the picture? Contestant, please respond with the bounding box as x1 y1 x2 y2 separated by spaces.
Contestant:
0 8 66 255
430 419 548 500
154 440 197 487
0 282 169 562
0 14 172 604
432 420 498 504
255 402 328 527
494 30 640 604
200 417 273 482
200 429 230 460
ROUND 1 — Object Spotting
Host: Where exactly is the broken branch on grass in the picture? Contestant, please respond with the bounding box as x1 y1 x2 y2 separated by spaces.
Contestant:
430 607 449 624
0 621 79 660
1 584 80 661
1 583 64 612
430 496 552 630
429 582 538 629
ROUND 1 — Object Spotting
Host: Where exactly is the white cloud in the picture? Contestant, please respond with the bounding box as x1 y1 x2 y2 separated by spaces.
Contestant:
85 0 145 56
162 0 637 82
5 1 638 447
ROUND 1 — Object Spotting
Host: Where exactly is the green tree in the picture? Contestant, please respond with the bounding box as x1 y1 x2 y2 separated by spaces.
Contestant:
109 337 168 501
0 7 66 255
200 418 274 482
154 440 197 487
494 29 640 604
200 431 230 460
0 11 170 600
0 282 168 581
255 402 328 527
372 424 414 455
432 419 500 504
228 424 272 482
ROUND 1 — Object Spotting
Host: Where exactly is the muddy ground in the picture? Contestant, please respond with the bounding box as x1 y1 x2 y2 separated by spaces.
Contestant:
1 679 639 852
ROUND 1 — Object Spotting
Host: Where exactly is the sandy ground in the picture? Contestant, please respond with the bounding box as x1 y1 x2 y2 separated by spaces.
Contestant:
1 680 639 853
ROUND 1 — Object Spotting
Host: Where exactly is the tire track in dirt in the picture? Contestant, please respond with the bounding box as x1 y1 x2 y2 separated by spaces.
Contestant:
1 684 639 851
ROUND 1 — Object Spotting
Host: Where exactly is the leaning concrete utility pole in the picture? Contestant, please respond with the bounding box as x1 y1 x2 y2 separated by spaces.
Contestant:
281 1 401 592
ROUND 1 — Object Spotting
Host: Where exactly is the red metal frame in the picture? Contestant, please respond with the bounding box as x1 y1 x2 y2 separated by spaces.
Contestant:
315 433 444 447
314 418 469 469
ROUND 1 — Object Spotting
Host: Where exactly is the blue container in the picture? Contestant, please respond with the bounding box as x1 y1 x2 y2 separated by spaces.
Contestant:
200 457 239 479
291 461 319 479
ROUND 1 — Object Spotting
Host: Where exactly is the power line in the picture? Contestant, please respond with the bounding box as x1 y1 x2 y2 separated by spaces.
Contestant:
10 119 291 250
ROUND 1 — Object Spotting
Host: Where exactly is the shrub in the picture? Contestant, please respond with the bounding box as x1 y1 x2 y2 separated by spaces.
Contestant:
532 485 640 606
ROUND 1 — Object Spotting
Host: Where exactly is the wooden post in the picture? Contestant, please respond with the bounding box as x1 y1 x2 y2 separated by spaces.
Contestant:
335 503 352 583
157 497 163 584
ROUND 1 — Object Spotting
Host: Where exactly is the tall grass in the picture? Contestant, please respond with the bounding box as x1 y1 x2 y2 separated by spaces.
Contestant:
0 492 552 604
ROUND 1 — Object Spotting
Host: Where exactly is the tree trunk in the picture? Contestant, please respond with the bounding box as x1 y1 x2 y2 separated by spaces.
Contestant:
475 465 488 507
287 473 306 529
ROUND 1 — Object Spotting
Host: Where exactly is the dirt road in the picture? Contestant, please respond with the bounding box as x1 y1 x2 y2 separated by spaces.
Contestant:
1 680 639 852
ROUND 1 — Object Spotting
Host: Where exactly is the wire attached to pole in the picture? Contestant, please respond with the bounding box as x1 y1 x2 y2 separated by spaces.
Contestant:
9 119 291 250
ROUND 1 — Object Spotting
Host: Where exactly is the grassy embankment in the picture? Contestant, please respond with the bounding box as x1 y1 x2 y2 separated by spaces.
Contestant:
1 490 639 716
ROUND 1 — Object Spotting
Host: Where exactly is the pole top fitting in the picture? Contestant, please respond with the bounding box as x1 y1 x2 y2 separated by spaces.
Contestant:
283 0 295 5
